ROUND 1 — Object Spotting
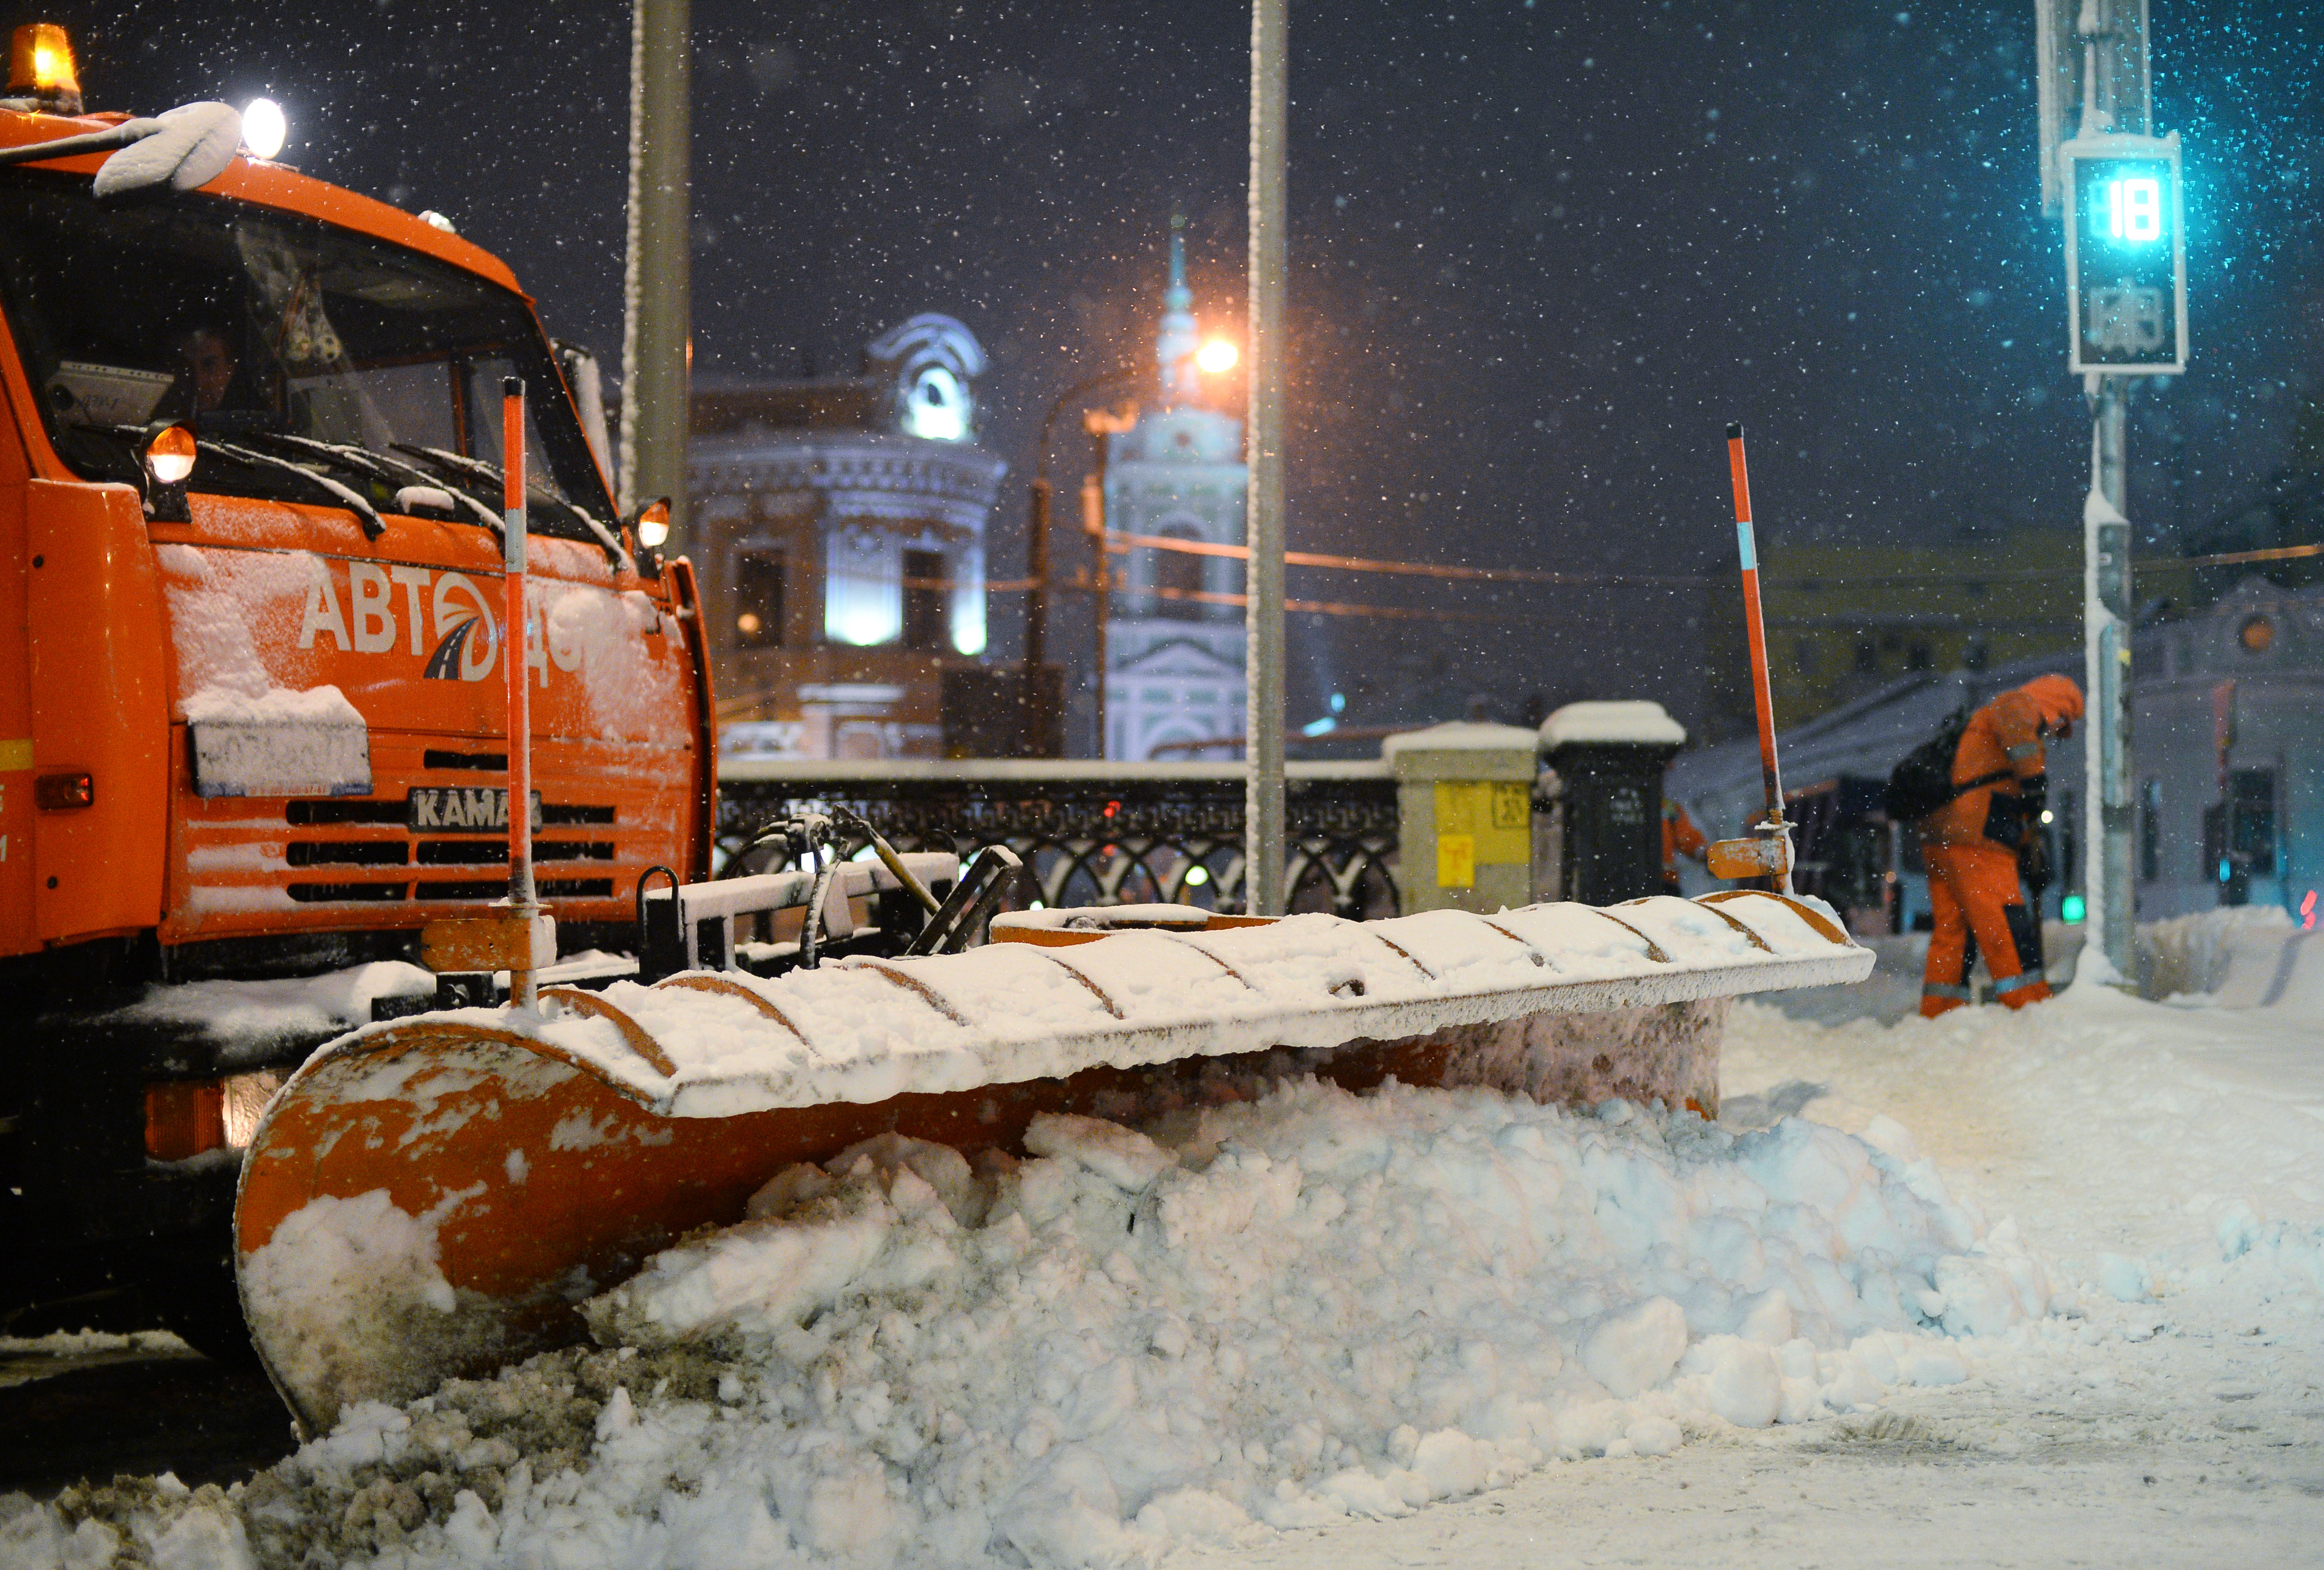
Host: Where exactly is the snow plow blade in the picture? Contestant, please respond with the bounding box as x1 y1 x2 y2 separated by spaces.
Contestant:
235 890 1867 1433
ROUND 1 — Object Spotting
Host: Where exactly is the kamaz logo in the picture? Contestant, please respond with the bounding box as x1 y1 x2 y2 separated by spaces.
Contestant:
409 786 539 832
295 561 568 685
414 787 505 829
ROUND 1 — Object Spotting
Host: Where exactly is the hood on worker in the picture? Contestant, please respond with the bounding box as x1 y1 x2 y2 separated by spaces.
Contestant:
2018 673 2084 732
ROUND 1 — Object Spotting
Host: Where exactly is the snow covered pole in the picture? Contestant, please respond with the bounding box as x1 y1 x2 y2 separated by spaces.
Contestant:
1244 0 1288 916
503 378 540 1007
1713 422 1793 894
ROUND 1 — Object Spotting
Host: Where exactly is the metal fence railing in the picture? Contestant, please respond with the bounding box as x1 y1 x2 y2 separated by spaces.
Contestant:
716 759 1400 918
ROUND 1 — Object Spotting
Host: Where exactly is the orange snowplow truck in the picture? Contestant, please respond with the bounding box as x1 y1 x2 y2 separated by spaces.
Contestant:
0 39 713 1346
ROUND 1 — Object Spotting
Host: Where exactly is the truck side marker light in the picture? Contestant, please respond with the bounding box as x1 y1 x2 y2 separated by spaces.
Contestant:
33 771 92 810
145 1081 224 1161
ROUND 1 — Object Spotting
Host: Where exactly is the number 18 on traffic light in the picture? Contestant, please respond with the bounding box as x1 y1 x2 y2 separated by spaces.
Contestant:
2062 133 2187 375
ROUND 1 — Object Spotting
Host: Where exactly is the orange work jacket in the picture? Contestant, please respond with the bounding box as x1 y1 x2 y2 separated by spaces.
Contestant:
1920 689 2047 849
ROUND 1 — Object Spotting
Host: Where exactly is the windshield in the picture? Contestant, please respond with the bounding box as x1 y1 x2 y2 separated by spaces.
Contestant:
0 168 615 538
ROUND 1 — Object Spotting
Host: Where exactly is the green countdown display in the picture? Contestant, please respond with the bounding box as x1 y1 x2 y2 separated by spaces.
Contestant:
2063 136 2187 375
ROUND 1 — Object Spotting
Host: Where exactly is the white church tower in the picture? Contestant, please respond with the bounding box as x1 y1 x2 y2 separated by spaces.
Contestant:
1102 214 1249 760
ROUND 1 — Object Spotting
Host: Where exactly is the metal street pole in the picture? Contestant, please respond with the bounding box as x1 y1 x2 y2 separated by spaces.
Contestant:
621 0 689 538
2084 397 2135 974
2076 0 2147 977
1245 0 1288 916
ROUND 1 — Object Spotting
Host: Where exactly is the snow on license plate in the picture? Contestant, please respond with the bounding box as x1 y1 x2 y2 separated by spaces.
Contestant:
408 786 542 833
188 720 371 799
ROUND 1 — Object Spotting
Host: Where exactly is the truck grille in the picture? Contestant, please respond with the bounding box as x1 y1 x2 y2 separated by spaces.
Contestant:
275 800 620 906
286 841 410 866
287 882 409 903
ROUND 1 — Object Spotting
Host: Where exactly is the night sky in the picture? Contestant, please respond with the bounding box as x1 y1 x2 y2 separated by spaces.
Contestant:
39 0 2324 738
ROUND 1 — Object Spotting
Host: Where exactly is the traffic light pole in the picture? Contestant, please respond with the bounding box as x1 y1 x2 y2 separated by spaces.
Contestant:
2044 0 2156 981
2084 377 2135 976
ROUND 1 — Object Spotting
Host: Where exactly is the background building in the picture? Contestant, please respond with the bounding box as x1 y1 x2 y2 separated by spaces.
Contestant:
1702 529 2083 740
688 316 1007 760
1101 219 1249 761
2132 576 2324 920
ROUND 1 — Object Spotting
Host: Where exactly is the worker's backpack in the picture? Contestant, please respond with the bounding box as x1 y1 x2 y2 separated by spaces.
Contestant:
1881 709 1973 823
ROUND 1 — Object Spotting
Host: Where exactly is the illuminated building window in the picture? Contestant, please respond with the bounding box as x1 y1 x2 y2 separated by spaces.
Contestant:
733 550 785 648
2240 614 2275 654
902 548 947 650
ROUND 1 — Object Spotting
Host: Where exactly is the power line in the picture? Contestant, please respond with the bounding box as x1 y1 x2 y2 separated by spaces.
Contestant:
2146 540 2324 570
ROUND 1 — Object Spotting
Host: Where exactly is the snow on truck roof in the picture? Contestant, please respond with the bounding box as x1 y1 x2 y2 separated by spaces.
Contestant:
0 108 525 297
1539 700 1687 749
323 892 1867 1120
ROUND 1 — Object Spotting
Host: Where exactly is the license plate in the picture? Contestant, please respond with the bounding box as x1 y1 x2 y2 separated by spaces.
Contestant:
408 787 543 834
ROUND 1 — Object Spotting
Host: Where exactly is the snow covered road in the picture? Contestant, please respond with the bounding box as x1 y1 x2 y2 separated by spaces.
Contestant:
7 937 2322 1567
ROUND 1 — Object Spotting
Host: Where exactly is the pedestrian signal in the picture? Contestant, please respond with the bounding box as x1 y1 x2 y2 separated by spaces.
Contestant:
2062 133 2186 375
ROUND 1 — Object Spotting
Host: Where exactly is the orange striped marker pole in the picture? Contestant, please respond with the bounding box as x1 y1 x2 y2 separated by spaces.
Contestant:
502 378 541 1003
1725 421 1792 893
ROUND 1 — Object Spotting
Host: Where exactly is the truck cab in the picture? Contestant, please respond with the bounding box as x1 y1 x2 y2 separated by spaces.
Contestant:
0 61 714 1342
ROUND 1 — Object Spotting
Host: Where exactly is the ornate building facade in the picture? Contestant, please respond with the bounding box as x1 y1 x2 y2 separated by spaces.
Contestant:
688 316 1006 760
1102 221 1249 760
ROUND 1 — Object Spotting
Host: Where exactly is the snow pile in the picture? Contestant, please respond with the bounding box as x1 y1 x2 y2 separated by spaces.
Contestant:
112 959 433 1059
179 681 367 728
2136 904 2297 1003
42 1078 2047 1568
1722 972 2324 1347
239 1190 478 1434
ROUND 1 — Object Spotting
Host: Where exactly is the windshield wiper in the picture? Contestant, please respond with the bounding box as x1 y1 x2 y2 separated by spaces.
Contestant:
197 438 386 540
240 431 505 541
392 444 624 567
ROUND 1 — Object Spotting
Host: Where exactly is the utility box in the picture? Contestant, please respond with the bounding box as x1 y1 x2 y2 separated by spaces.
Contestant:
1537 702 1686 906
1383 723 1539 914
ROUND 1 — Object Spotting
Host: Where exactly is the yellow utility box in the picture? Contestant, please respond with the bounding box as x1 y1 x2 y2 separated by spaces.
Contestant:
1383 722 1539 914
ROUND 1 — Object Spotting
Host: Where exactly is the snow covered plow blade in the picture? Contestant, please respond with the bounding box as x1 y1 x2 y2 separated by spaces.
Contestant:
234 890 1868 1433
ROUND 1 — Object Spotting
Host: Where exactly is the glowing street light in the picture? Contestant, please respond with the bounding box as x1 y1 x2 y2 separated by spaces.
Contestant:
241 97 287 160
1196 337 1239 375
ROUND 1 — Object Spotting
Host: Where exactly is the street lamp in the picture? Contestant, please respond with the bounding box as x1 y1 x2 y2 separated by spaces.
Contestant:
1028 341 1239 758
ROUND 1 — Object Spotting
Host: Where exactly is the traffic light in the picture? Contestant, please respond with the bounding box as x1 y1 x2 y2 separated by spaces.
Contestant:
2062 133 2187 375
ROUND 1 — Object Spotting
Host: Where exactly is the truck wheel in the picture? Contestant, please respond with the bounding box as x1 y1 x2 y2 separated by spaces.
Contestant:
137 1240 260 1369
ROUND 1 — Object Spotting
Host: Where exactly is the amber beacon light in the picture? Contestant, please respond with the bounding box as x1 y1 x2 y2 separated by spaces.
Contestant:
7 24 82 114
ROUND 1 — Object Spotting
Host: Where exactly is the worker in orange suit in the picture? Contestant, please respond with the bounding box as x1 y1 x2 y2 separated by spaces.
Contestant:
1919 673 2084 1017
1662 796 1707 896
